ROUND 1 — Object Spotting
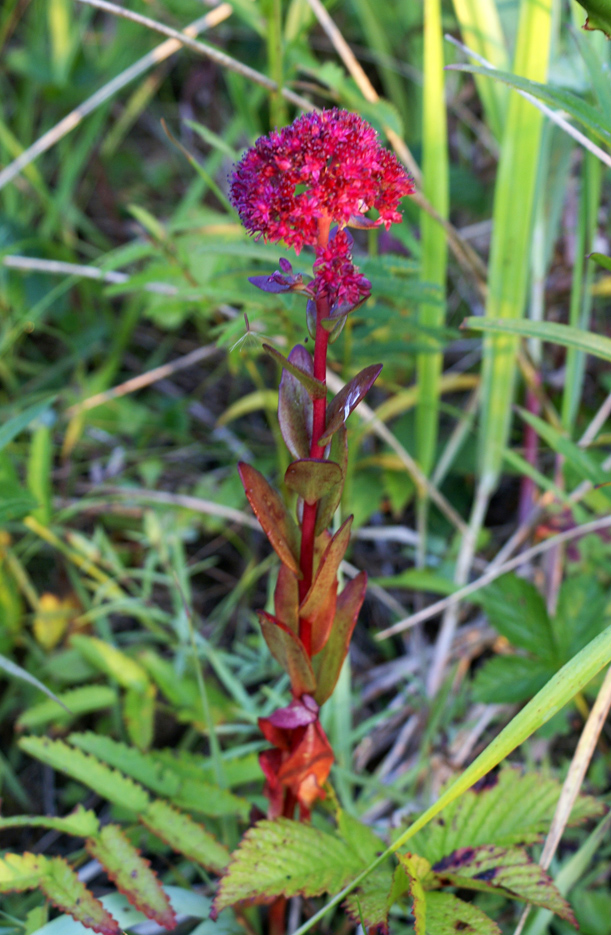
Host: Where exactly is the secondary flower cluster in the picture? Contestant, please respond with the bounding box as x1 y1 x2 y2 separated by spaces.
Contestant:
230 108 414 252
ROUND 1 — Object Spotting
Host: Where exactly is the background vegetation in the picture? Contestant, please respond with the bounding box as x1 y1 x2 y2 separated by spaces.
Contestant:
1 0 611 932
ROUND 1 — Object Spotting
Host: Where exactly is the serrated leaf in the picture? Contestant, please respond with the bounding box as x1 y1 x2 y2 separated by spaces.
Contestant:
212 819 363 916
472 655 557 705
0 853 119 935
19 737 150 813
122 683 156 752
258 612 316 695
319 365 383 446
337 812 384 865
278 346 314 458
554 575 610 660
284 459 342 505
480 574 556 659
315 425 347 535
0 806 99 838
425 891 501 935
431 845 576 924
69 636 150 692
17 686 118 732
85 824 176 929
263 344 327 399
313 572 367 705
399 854 430 935
67 733 249 819
141 799 229 873
343 870 395 935
238 462 301 576
406 767 603 863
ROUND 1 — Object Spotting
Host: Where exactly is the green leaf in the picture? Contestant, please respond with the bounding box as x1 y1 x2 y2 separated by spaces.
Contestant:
447 65 611 147
472 655 557 705
0 486 39 522
0 806 99 838
516 407 608 487
67 733 250 818
262 344 327 399
69 636 150 692
480 574 556 659
17 686 118 732
0 398 56 453
555 576 610 660
313 572 367 705
0 853 119 935
431 845 575 923
315 425 348 535
122 684 155 752
258 612 316 695
284 459 343 506
589 251 611 271
406 768 603 864
425 892 501 935
575 0 611 37
0 655 71 712
19 737 150 813
212 819 364 916
399 854 430 935
237 462 301 576
85 824 176 929
343 870 395 935
141 799 229 873
462 317 611 363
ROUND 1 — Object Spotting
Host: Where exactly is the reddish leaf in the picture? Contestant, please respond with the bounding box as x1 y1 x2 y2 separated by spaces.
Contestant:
258 611 316 696
315 426 347 535
263 344 327 399
274 564 299 634
86 824 176 929
318 364 383 446
278 346 314 458
300 517 352 655
284 459 343 505
313 571 367 705
40 856 120 934
238 462 301 576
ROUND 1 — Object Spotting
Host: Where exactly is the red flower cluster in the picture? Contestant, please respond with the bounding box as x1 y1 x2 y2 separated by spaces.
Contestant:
230 109 414 252
258 696 334 821
313 229 371 312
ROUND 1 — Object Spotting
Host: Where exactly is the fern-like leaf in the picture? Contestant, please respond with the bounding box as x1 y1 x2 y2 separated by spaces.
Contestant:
141 799 229 873
86 824 176 929
0 853 119 934
0 805 99 838
212 818 364 918
19 737 150 812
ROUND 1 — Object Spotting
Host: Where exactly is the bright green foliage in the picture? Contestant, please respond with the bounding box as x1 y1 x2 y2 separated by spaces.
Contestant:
425 892 501 935
430 844 575 922
16 686 118 732
474 574 610 703
0 853 119 934
67 733 250 818
70 635 150 691
142 799 229 873
19 737 150 812
399 854 429 935
0 805 99 838
406 767 603 862
212 819 367 915
85 824 176 929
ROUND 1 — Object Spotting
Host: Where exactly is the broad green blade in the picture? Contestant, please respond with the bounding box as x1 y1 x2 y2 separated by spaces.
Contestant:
478 0 553 492
416 0 449 479
463 317 611 362
451 0 509 139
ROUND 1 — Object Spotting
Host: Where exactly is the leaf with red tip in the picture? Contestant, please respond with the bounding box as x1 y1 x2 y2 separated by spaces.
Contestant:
300 517 352 622
274 564 299 634
318 364 383 446
86 824 176 929
263 344 327 399
141 799 229 873
0 853 119 935
313 571 367 705
315 426 347 535
284 459 343 505
238 462 301 576
278 346 313 458
258 612 316 696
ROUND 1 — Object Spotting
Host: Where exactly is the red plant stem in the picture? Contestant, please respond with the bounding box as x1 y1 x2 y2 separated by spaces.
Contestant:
298 217 332 657
269 898 287 935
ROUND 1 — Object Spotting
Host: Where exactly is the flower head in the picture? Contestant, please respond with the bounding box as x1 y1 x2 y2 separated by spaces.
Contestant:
230 109 414 253
313 228 371 314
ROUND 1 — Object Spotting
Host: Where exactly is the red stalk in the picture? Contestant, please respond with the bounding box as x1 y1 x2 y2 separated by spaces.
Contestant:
298 217 331 656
